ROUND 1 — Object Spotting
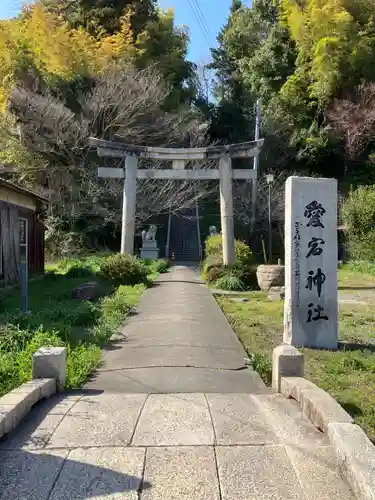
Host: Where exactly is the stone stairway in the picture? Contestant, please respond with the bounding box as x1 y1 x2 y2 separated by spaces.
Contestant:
169 207 201 261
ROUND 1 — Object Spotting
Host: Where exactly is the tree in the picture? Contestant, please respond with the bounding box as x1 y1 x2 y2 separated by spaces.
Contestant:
41 0 157 38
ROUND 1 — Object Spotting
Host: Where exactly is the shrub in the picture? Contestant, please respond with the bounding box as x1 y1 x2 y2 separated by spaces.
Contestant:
151 259 170 274
231 264 259 290
342 185 375 260
215 271 245 291
205 234 254 267
207 265 225 283
100 254 148 286
65 266 94 278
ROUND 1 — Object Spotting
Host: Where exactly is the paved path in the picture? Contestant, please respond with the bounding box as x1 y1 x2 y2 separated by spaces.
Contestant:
0 265 357 499
84 265 266 393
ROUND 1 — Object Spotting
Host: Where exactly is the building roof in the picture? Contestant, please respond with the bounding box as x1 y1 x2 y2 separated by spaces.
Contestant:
0 177 49 203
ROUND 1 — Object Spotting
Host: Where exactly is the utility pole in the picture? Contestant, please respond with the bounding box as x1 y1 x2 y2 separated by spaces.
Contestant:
251 99 261 233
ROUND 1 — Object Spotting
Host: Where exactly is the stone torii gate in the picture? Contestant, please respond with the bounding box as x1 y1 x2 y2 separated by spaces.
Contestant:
89 137 264 266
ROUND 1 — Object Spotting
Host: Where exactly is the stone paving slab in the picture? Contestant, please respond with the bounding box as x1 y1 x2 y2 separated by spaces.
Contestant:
84 366 268 393
142 446 220 500
206 393 277 445
286 445 356 500
216 445 304 500
132 394 214 446
49 447 146 500
0 413 63 450
46 393 146 448
0 449 68 500
254 393 328 446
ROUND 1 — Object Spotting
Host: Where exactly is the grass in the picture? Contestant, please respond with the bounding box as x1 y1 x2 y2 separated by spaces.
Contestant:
0 254 168 397
217 263 375 442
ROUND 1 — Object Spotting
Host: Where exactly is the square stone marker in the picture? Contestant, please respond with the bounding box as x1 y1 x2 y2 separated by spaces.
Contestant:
216 445 304 500
206 394 277 445
284 176 338 349
49 447 146 500
253 394 328 446
0 414 64 450
131 394 214 446
142 446 220 500
286 445 355 500
47 394 147 448
0 449 68 500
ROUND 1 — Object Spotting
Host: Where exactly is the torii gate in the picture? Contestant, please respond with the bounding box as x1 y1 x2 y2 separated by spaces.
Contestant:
89 137 264 266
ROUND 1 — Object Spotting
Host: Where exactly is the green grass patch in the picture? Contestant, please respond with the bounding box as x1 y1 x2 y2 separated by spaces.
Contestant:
0 254 162 396
217 264 375 442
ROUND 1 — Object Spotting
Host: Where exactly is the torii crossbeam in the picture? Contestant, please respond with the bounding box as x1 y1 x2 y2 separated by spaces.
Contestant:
90 137 264 265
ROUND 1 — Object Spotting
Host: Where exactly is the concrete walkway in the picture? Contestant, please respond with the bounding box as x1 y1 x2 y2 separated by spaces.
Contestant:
0 266 357 499
84 265 266 393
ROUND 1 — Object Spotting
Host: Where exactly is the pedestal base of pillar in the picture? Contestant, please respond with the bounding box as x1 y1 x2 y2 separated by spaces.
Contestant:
140 247 159 260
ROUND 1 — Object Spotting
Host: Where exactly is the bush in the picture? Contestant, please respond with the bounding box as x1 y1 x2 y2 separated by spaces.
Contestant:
215 271 245 291
231 264 259 290
150 259 170 274
342 185 375 260
65 266 95 278
100 254 148 286
206 265 225 283
205 234 254 267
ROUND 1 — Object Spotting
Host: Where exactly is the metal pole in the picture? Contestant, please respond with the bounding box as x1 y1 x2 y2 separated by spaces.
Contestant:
268 182 272 264
251 99 261 233
20 259 28 313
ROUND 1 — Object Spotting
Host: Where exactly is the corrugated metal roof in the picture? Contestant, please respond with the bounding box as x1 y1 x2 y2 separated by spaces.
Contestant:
0 177 49 203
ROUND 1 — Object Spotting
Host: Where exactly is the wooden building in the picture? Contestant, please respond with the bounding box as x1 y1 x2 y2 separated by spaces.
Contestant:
0 177 48 285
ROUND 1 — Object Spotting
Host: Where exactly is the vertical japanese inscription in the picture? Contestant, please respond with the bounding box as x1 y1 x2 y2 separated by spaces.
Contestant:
304 200 328 322
293 222 301 307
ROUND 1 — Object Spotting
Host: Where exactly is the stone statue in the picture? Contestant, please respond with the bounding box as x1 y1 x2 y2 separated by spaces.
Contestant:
209 225 218 237
142 224 157 242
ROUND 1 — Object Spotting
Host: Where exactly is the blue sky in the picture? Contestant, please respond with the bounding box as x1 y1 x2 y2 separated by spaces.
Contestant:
0 0 237 62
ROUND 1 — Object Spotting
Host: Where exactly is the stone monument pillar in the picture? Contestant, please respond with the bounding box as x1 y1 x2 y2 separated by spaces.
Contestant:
140 225 159 260
283 176 338 349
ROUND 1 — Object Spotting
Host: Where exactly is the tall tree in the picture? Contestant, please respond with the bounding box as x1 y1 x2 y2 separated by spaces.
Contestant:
41 0 157 38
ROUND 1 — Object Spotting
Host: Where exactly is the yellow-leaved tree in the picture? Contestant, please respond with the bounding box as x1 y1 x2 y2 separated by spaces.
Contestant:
0 2 136 112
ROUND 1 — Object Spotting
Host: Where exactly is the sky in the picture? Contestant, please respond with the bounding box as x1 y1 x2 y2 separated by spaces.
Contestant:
0 0 236 62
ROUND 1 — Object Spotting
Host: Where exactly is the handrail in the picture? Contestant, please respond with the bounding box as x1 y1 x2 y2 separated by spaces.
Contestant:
165 212 172 259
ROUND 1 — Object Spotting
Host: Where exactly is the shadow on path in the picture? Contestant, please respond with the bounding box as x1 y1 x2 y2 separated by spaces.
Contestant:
0 391 151 500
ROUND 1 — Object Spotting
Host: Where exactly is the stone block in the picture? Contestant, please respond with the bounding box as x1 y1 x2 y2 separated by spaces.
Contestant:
0 379 56 439
131 393 214 446
206 394 277 445
280 376 317 403
328 422 375 500
253 394 327 447
216 445 304 500
142 446 220 500
0 414 64 451
0 449 69 500
0 392 33 432
272 344 304 393
32 347 66 391
140 247 159 260
49 447 146 500
72 282 102 301
46 393 146 448
286 444 356 500
268 286 285 300
300 386 354 432
283 176 338 349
